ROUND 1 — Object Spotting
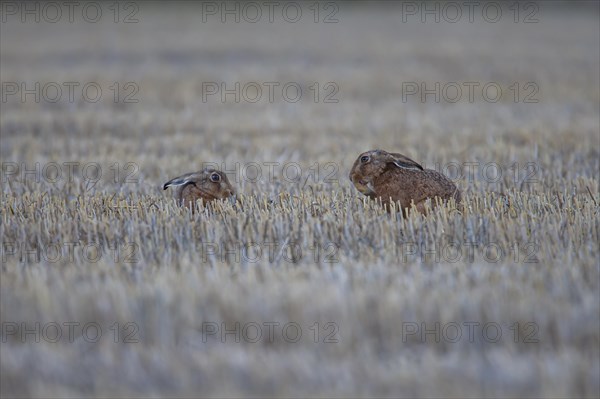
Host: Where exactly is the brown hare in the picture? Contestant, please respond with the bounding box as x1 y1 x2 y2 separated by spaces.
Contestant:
349 149 461 214
163 169 235 210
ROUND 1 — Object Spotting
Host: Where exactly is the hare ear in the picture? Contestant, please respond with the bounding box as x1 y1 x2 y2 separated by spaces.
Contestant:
388 153 424 171
163 174 195 190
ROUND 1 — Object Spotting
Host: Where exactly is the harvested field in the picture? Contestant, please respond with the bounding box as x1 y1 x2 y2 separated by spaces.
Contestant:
1 2 599 398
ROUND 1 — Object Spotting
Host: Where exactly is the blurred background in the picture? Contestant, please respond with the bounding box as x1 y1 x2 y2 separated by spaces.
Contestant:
1 1 599 397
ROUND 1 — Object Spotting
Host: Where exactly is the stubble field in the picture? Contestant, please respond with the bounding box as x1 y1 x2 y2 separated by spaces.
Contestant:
1 2 599 398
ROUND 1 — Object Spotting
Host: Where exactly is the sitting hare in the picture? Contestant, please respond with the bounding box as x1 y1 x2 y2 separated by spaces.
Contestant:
163 168 235 210
349 149 461 214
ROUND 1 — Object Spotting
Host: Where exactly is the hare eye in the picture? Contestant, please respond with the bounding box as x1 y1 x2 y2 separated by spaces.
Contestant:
360 156 370 163
210 173 221 182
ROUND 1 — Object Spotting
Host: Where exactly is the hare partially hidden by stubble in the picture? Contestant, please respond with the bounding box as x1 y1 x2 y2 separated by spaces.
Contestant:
349 149 461 214
163 169 235 211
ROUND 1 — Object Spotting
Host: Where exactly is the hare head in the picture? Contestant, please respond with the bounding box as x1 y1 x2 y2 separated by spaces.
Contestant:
163 169 235 209
349 149 423 195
